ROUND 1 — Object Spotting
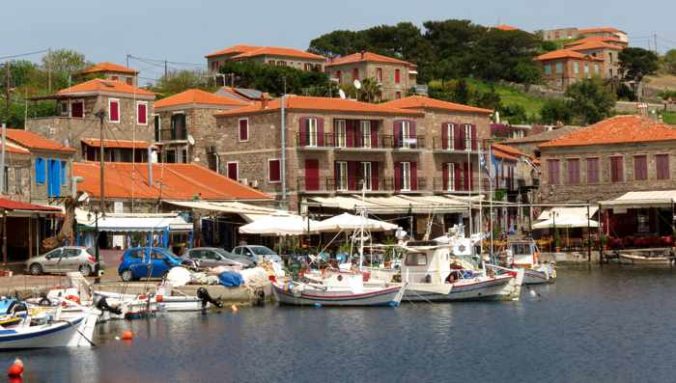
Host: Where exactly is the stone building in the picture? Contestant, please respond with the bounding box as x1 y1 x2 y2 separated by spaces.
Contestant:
80 138 152 162
205 44 326 73
542 27 628 44
76 62 139 86
536 50 605 89
325 52 418 101
26 78 156 159
539 115 676 204
152 88 250 165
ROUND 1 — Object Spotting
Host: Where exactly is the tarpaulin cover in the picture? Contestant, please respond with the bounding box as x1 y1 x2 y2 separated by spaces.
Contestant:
218 271 244 287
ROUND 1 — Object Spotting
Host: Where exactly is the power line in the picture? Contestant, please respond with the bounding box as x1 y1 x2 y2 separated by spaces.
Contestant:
0 49 49 61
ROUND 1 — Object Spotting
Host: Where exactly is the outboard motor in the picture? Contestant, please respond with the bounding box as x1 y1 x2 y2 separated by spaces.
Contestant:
94 296 123 316
196 287 223 309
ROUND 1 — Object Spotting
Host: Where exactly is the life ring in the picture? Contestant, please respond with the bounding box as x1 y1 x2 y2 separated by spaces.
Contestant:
64 295 80 304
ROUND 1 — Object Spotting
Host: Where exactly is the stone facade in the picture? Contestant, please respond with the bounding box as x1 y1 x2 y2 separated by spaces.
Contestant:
539 56 604 89
29 149 73 204
540 141 676 204
208 53 325 73
326 61 416 101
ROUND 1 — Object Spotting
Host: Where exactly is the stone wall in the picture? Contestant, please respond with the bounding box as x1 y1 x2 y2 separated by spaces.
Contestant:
327 61 414 101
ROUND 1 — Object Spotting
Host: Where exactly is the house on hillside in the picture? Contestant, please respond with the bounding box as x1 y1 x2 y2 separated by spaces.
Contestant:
75 62 139 86
542 27 628 44
536 50 605 89
325 52 418 101
205 44 326 73
26 78 156 157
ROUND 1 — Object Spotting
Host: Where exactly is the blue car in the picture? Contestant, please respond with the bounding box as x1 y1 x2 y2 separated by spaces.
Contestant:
118 247 183 282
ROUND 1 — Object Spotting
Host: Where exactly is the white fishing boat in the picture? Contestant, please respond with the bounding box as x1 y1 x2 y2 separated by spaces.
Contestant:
498 239 556 285
618 249 675 267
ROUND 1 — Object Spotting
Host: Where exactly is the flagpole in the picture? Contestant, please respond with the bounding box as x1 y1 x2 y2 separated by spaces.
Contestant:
478 140 483 242
466 129 472 235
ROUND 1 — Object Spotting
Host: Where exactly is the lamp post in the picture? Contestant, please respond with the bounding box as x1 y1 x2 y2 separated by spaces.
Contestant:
551 210 559 252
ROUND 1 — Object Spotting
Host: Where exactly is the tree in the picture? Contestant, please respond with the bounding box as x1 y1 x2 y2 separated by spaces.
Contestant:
619 47 659 83
218 61 330 97
42 49 90 89
565 78 616 124
540 98 572 124
451 79 470 104
153 70 216 97
663 49 676 75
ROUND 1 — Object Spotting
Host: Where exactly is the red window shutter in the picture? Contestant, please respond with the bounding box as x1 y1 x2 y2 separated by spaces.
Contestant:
394 162 402 191
634 156 647 180
454 162 462 190
239 119 248 141
372 162 379 191
470 162 474 190
395 69 401 84
227 163 238 180
137 103 147 124
393 120 402 148
305 159 319 190
455 125 464 150
656 154 670 180
441 123 449 150
463 162 469 191
411 162 418 190
317 118 324 146
348 161 359 190
269 160 281 182
352 68 359 81
471 125 478 150
299 118 307 146
71 101 84 118
370 122 378 148
109 100 119 122
346 121 355 147
442 163 449 190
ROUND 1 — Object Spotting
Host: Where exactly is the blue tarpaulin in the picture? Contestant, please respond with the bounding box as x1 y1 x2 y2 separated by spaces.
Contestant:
218 271 244 287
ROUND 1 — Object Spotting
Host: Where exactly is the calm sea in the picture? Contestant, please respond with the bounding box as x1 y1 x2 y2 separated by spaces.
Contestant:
4 265 676 383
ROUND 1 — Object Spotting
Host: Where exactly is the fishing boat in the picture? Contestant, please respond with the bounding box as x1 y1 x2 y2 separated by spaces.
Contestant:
618 249 675 267
497 239 556 285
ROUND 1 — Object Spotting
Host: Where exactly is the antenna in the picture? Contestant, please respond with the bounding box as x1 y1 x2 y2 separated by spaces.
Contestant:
353 79 362 90
338 89 346 99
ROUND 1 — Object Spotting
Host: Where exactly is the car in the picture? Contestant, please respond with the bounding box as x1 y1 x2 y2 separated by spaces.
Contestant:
182 247 254 268
117 247 183 282
25 246 103 276
231 245 282 265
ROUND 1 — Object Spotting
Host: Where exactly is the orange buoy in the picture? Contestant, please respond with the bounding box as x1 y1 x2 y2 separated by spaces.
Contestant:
155 294 163 303
231 304 238 313
121 330 134 341
7 358 23 378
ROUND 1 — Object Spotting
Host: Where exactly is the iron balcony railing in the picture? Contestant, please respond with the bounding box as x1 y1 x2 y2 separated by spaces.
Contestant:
432 137 480 152
295 133 425 150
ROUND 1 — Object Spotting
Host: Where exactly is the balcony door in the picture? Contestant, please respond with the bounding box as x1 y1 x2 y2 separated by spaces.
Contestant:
307 118 318 147
305 159 319 191
335 120 346 148
445 163 455 191
360 121 371 148
360 161 372 191
445 123 455 150
335 161 348 191
401 121 412 148
401 162 411 191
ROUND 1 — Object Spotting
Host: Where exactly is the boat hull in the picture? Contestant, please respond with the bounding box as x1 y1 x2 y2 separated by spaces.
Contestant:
619 253 674 267
403 274 521 302
0 310 98 350
273 284 405 307
523 267 556 285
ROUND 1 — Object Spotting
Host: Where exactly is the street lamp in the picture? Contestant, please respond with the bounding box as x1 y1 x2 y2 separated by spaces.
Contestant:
551 210 559 252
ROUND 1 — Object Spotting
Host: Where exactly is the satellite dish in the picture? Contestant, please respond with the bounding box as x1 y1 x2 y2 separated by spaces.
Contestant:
353 79 362 90
78 192 90 204
187 135 195 145
338 89 347 99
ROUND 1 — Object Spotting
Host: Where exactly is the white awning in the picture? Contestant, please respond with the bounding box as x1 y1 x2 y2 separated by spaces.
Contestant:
164 200 277 215
314 212 399 232
76 209 192 232
536 206 598 221
599 190 676 209
238 212 319 236
532 217 599 229
310 195 473 214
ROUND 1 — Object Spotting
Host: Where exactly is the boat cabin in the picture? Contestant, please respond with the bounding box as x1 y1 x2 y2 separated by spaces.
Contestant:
503 239 539 268
400 243 478 285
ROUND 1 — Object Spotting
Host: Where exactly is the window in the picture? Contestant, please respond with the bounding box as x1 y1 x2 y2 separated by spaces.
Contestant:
153 115 161 142
594 64 600 74
395 91 402 99
464 124 472 151
108 98 120 123
586 158 599 184
401 162 411 191
401 120 411 148
226 162 238 181
544 64 552 75
335 120 346 148
336 161 348 191
360 162 372 191
376 68 383 82
394 69 401 84
610 156 624 183
70 100 84 118
171 113 186 140
555 63 563 74
126 78 133 85
335 70 342 83
306 118 318 147
404 253 427 266
268 159 281 183
547 159 560 185
60 161 68 186
238 118 249 142
634 155 647 181
584 62 589 75
656 154 670 180
359 120 371 148
35 157 45 184
352 68 359 81
445 123 455 150
573 62 579 74
136 102 148 125
111 76 119 81
567 158 580 184
445 163 455 191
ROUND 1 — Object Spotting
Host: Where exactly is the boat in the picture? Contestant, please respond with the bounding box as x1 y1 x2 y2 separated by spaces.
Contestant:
497 239 557 285
272 272 405 307
618 249 675 267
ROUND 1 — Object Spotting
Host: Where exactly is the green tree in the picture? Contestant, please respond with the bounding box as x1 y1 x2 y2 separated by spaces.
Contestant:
451 78 471 104
540 98 572 124
153 70 216 98
565 78 616 124
218 61 329 97
499 104 528 124
619 47 659 83
663 49 676 75
42 49 90 89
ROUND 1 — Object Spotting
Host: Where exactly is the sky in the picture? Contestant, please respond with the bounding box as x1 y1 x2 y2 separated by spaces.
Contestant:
2 0 674 84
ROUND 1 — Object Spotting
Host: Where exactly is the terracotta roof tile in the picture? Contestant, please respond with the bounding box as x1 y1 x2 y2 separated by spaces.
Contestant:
214 96 423 118
0 197 61 212
569 41 623 52
536 49 604 61
563 36 625 48
73 162 271 201
57 79 155 98
0 141 30 155
540 115 676 148
494 24 519 31
5 129 75 153
492 143 524 161
382 95 493 114
81 138 152 150
578 27 624 34
155 89 250 109
326 52 415 68
205 44 262 58
206 44 325 61
80 62 138 75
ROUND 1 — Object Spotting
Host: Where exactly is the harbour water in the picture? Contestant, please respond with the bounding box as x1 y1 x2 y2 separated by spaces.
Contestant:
4 265 676 383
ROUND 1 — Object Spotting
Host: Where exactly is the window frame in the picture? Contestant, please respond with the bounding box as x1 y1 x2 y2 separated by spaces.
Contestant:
566 158 580 185
335 120 346 148
547 159 560 185
610 156 624 183
446 162 455 192
238 118 249 142
401 120 411 148
336 161 348 191
361 161 372 191
656 154 670 180
306 118 318 147
633 155 648 181
446 123 455 150
136 101 148 125
268 159 281 183
401 161 411 191
108 98 120 123
226 161 239 181
464 124 472 152
394 68 401 84
70 99 85 119
359 120 371 148
586 157 599 184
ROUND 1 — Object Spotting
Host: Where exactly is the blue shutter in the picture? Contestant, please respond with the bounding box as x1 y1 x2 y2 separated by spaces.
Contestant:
35 158 45 184
60 161 68 186
47 159 61 198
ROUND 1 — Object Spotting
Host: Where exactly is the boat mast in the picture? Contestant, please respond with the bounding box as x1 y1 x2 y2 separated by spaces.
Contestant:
358 180 367 271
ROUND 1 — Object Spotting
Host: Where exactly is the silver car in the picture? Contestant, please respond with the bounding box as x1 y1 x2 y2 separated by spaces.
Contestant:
25 246 103 276
183 247 254 268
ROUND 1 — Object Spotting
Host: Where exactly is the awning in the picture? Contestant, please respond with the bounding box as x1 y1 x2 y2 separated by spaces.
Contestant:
533 206 599 229
0 198 62 217
532 217 599 229
76 209 192 232
314 212 399 232
310 195 475 215
163 200 277 222
599 190 676 209
238 212 319 236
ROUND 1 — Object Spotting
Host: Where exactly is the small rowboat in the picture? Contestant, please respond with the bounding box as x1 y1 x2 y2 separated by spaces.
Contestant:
619 251 675 267
272 278 405 307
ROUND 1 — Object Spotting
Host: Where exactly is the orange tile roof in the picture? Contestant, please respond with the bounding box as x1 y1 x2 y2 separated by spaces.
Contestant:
205 44 261 58
569 41 623 52
326 52 416 68
81 138 153 150
231 46 326 61
0 139 30 155
57 79 155 98
494 24 519 31
382 95 493 114
0 197 61 212
80 62 138 75
5 129 75 153
578 27 624 34
154 89 250 109
536 49 604 62
73 162 271 201
564 36 625 48
214 95 423 118
540 115 676 148
492 143 524 161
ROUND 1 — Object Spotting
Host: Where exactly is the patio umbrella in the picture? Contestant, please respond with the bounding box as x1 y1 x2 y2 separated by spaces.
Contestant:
314 212 399 232
238 212 319 236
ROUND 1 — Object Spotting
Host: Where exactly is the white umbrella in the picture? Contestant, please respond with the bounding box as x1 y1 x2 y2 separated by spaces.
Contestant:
314 212 399 232
238 212 319 236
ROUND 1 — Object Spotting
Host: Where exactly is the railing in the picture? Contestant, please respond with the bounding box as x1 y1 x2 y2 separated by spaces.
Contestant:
393 177 426 192
388 135 425 149
432 177 483 192
295 133 425 149
297 177 394 193
159 128 187 141
432 137 480 152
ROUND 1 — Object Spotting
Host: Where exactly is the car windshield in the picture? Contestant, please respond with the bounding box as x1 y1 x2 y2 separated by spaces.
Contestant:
214 249 234 258
251 247 276 256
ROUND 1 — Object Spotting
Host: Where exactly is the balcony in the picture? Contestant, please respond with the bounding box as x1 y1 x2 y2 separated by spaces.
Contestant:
157 128 187 142
297 177 394 193
389 135 425 150
295 133 425 150
393 177 427 193
432 137 480 153
432 177 481 193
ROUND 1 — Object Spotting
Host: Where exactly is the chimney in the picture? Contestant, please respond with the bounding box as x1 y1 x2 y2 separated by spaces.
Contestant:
260 94 268 109
360 50 366 59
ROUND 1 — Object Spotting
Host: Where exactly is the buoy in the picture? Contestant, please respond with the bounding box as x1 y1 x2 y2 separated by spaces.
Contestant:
529 289 537 298
121 330 134 341
7 358 23 378
231 304 238 313
155 294 163 303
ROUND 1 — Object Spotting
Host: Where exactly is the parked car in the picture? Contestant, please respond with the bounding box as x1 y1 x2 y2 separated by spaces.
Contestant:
231 245 282 265
118 247 183 282
182 247 254 268
25 246 103 276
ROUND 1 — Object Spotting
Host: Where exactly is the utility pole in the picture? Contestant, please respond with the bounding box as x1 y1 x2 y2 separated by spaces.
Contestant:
126 54 130 68
280 77 287 209
654 33 658 53
47 48 52 93
164 60 168 79
4 62 9 125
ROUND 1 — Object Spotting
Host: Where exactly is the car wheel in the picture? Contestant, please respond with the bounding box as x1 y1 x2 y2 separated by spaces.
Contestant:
120 269 134 282
29 263 43 276
79 264 93 276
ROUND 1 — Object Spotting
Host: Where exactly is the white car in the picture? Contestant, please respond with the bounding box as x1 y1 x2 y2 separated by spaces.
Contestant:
231 245 282 265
